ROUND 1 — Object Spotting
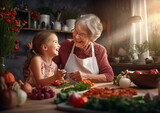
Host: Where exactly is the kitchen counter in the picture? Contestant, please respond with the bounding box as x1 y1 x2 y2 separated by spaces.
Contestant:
1 82 158 113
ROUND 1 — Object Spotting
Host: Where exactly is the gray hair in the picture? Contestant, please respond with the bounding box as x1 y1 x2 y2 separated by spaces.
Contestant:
75 14 103 41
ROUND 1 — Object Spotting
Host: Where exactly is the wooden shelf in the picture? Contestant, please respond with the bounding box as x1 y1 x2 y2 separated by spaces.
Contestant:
110 63 160 68
21 28 73 33
110 62 160 75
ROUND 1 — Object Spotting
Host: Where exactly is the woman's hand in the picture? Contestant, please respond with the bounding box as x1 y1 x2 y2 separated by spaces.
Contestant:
69 71 87 82
55 69 66 80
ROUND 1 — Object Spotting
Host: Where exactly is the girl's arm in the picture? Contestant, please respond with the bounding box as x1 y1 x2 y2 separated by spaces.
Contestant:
54 64 65 83
30 56 57 86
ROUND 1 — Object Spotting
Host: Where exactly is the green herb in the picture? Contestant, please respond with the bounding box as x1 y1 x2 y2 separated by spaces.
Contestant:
113 70 129 85
54 81 91 104
63 9 79 19
54 93 69 104
55 82 72 89
61 81 91 93
38 7 52 15
84 96 160 113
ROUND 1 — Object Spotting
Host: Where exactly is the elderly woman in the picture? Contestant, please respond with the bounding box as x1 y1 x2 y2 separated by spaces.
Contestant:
53 14 114 83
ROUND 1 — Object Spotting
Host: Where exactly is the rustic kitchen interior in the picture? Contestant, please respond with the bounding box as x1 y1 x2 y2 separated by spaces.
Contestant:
1 0 160 113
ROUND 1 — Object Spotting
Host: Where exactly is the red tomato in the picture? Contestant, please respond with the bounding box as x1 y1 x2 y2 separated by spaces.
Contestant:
72 97 89 108
91 83 95 87
148 69 158 74
133 71 142 74
54 81 61 86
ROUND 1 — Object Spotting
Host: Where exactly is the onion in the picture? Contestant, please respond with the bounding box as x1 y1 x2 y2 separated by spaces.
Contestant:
144 92 157 102
119 77 131 88
67 92 81 104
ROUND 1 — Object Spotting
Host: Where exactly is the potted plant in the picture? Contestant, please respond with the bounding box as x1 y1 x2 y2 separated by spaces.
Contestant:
63 9 79 31
38 7 52 29
0 0 27 74
149 27 160 63
129 40 149 64
134 40 149 55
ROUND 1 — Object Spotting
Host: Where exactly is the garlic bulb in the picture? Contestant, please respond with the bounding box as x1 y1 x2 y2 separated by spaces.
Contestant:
119 78 131 88
13 82 27 106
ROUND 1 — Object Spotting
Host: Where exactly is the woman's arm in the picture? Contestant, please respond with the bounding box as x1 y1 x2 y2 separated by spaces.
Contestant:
97 44 114 82
69 71 107 83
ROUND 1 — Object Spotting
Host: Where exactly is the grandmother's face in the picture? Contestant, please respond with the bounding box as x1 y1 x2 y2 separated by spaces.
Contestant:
73 25 91 51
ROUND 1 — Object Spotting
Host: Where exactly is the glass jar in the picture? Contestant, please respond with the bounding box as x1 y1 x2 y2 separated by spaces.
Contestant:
33 20 37 29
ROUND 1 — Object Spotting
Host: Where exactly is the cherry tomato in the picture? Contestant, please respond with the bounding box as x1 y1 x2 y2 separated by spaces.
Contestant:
81 80 94 87
133 71 142 74
54 81 61 86
72 97 89 108
91 83 95 87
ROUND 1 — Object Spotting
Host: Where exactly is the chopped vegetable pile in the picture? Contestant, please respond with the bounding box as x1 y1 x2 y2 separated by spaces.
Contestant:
54 81 91 104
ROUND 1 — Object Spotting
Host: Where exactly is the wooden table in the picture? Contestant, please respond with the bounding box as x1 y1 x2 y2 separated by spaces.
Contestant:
1 82 158 113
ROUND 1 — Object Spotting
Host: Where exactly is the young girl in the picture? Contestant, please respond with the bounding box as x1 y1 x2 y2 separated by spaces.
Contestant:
23 31 66 86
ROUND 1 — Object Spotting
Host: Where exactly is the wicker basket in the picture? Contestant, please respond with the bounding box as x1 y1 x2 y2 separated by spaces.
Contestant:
128 73 160 88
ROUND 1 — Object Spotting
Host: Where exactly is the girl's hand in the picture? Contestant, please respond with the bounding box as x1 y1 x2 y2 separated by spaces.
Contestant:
69 71 87 82
55 69 66 80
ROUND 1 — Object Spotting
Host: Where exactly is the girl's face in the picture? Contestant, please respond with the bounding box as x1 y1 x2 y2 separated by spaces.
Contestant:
46 34 60 57
73 25 91 51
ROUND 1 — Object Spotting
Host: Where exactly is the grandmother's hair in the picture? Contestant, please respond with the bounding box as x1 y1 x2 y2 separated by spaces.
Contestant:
23 31 56 71
75 14 103 41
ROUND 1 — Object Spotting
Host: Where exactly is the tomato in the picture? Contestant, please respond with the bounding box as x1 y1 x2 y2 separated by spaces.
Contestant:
133 71 142 74
54 81 61 86
72 97 89 108
91 83 95 87
148 69 158 74
81 80 94 87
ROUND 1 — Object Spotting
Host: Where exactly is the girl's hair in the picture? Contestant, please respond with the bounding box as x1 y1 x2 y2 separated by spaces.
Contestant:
23 31 56 70
75 14 103 41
